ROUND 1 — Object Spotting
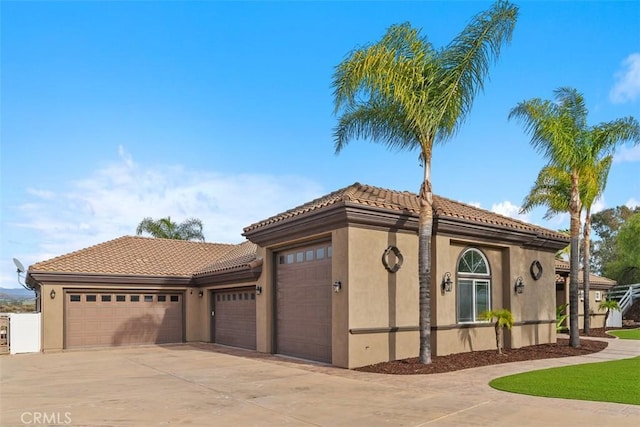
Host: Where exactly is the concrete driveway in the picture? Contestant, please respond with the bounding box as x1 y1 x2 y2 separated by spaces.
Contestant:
1 339 639 426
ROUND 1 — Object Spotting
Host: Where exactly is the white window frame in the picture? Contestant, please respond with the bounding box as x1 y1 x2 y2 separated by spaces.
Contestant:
456 248 491 324
594 291 602 302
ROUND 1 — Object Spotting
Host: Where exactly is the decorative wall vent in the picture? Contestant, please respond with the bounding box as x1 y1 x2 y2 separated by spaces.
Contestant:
382 246 403 273
530 260 543 281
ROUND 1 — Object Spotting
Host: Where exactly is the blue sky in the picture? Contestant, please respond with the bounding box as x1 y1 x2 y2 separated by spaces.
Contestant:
1 1 639 289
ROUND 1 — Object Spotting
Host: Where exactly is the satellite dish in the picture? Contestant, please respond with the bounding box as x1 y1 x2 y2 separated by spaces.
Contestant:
13 258 25 273
12 258 35 292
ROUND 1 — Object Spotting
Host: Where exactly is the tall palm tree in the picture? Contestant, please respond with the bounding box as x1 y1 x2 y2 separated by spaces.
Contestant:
580 155 612 333
510 87 639 347
136 217 205 242
332 1 518 363
520 157 612 334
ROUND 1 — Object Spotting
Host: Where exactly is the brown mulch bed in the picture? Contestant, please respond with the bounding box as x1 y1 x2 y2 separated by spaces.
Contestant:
579 327 618 339
356 338 608 375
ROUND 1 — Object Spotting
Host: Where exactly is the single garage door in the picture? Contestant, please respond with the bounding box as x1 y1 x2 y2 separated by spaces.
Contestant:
212 288 256 350
276 242 332 363
65 291 183 348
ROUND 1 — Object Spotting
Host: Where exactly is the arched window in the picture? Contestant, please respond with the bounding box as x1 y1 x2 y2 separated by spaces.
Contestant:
457 248 491 323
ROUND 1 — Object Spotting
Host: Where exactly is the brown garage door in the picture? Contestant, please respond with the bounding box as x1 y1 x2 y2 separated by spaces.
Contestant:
65 292 183 348
212 288 256 350
276 242 332 363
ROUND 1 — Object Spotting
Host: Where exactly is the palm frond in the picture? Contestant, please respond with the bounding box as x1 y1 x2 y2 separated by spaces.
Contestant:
591 116 640 155
436 0 518 141
334 99 418 153
136 216 205 241
580 155 612 208
332 23 435 117
332 3 517 155
520 165 571 219
509 89 591 171
176 218 205 242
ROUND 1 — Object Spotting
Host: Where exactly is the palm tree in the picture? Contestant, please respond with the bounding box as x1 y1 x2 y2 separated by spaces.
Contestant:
598 299 620 330
520 157 612 334
556 303 569 332
332 1 518 364
481 309 514 355
136 217 205 242
510 87 639 347
580 155 613 334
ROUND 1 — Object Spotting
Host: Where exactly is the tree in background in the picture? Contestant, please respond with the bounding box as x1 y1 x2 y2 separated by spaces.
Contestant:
332 1 518 363
510 87 639 346
605 212 640 285
591 206 640 275
136 217 205 242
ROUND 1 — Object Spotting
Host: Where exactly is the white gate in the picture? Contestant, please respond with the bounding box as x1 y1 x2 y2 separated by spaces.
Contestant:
606 309 622 328
0 313 42 354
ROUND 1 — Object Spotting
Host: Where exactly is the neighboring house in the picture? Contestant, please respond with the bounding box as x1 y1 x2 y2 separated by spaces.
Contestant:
555 259 617 329
27 183 569 369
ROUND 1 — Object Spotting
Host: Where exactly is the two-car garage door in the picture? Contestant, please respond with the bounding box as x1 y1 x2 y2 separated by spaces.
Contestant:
65 291 183 349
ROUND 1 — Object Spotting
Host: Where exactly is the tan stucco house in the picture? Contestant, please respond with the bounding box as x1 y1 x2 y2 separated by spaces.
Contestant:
555 259 617 329
27 183 570 368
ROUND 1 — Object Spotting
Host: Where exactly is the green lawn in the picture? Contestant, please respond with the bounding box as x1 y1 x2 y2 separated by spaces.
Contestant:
608 328 640 340
489 357 640 405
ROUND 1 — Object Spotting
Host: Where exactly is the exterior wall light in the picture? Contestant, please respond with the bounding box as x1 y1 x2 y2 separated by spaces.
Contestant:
515 276 524 294
198 290 204 298
255 285 262 295
49 289 56 299
441 272 453 293
333 281 342 293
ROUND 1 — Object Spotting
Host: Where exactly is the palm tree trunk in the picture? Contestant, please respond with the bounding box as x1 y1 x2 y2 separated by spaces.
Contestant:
583 209 592 334
418 156 433 364
568 172 582 348
495 323 503 355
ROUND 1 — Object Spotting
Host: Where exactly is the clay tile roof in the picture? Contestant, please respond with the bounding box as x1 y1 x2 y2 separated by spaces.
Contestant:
554 260 616 287
432 195 568 239
583 273 616 287
194 241 258 276
555 273 617 287
244 182 568 241
243 183 418 233
243 182 418 232
555 259 570 273
29 236 237 277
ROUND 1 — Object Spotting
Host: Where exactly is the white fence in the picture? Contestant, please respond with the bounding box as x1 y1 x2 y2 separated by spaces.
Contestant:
606 283 640 328
606 309 622 328
0 313 41 354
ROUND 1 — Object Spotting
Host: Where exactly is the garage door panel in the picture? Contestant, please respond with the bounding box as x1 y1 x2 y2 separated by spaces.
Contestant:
65 292 183 349
276 242 332 363
213 288 256 350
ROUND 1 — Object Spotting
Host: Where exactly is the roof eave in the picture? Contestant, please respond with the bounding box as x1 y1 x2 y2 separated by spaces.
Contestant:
243 202 419 247
435 216 569 251
28 271 193 286
243 203 348 246
193 266 262 286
